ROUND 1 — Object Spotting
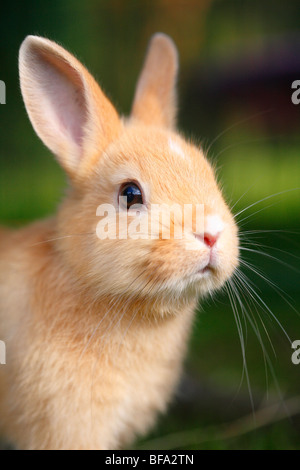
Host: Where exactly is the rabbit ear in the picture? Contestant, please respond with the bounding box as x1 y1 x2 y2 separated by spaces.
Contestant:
131 33 179 129
19 36 121 180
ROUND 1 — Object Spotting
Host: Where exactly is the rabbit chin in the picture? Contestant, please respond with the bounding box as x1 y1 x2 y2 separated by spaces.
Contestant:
116 267 237 317
80 249 238 312
156 263 238 303
185 265 236 298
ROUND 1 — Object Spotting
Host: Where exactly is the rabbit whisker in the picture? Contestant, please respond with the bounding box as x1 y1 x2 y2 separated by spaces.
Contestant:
29 232 95 247
205 108 273 156
234 188 300 220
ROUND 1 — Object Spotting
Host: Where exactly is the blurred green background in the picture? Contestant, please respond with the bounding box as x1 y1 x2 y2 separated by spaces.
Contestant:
0 0 299 450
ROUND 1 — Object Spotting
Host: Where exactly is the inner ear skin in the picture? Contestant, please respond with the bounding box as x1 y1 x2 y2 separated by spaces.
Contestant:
32 48 88 147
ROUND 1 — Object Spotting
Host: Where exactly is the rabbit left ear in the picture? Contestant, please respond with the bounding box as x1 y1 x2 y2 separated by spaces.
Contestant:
131 33 179 129
19 36 121 182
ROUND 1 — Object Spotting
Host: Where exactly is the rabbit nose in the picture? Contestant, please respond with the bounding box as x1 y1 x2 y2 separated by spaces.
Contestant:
193 215 224 247
204 233 219 248
193 232 220 248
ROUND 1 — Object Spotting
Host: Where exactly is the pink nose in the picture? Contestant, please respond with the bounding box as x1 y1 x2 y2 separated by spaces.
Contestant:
204 233 219 248
194 232 219 247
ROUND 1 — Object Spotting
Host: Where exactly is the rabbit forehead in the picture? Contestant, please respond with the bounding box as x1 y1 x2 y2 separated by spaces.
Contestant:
101 125 216 204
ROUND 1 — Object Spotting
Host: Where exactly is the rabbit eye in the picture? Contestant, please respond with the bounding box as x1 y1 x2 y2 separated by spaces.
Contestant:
119 182 143 209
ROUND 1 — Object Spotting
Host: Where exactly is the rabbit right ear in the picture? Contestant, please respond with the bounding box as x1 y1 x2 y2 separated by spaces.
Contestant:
131 33 179 129
19 36 121 181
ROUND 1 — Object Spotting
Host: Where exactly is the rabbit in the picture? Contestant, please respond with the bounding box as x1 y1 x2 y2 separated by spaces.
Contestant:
0 33 239 450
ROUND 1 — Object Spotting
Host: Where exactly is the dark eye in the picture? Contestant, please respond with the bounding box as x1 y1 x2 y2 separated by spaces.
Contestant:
119 182 144 209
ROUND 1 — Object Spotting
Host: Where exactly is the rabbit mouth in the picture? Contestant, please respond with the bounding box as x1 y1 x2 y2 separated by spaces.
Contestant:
198 265 213 275
192 264 216 280
183 250 238 294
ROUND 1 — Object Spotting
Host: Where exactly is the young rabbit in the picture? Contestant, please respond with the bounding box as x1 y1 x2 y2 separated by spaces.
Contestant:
0 33 239 450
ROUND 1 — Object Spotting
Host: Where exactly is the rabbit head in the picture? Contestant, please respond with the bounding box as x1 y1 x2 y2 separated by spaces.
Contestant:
19 33 239 312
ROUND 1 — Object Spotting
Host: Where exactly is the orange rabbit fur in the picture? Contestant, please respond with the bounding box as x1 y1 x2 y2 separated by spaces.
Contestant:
0 33 239 449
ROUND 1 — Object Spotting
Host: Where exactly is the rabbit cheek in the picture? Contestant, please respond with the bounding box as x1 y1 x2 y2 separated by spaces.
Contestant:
146 240 199 291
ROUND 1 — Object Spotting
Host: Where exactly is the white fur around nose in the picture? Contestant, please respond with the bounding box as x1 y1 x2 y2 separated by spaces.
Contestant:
168 138 185 159
205 215 224 236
